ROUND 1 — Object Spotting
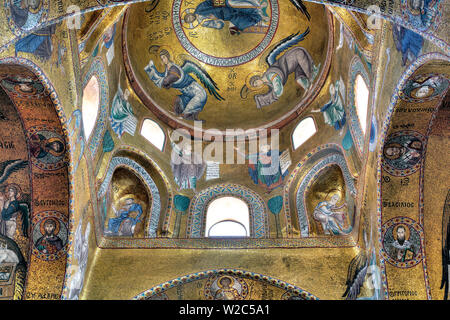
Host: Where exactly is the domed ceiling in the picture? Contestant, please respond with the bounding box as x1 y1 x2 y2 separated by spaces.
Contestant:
123 0 332 136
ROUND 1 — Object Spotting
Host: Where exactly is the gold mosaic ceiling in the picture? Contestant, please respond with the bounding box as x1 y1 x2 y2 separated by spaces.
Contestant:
124 0 332 133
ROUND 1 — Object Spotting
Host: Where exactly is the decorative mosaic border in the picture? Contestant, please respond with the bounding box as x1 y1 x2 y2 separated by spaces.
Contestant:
283 143 356 237
132 268 319 300
82 56 109 157
347 55 371 157
186 184 269 239
296 152 357 237
376 53 450 300
98 156 161 237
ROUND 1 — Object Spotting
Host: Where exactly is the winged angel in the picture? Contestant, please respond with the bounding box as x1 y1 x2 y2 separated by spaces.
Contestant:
0 160 30 239
144 46 224 122
240 27 320 109
67 220 91 300
342 228 382 300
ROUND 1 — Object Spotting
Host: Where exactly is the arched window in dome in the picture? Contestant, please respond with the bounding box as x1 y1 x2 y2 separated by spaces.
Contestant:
82 75 100 141
205 197 249 238
140 119 165 151
292 117 317 150
354 74 369 135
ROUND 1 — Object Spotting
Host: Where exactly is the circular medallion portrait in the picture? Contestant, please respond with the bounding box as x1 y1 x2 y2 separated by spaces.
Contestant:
401 0 442 32
381 217 423 268
27 126 68 171
382 130 426 176
0 75 46 99
5 0 50 34
31 211 68 261
204 274 249 300
399 73 449 102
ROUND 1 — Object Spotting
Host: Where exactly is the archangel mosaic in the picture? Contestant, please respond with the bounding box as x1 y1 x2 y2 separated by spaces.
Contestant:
0 0 447 301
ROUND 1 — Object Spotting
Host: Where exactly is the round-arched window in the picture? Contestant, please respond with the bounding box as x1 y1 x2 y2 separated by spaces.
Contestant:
292 117 317 150
205 197 249 238
140 119 165 151
82 76 100 141
354 74 369 135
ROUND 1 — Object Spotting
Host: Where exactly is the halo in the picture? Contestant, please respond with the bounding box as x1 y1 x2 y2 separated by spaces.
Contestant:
393 224 410 241
149 45 173 61
383 143 403 160
411 85 434 99
27 0 43 14
40 217 60 236
14 83 37 95
407 0 425 15
5 183 22 198
245 71 264 91
181 8 200 29
217 275 235 288
325 189 345 206
46 137 66 157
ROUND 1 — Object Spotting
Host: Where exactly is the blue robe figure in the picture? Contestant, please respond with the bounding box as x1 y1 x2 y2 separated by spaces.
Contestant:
107 199 143 237
15 24 56 61
313 194 352 235
392 24 423 66
245 145 288 193
187 0 263 35
145 48 224 121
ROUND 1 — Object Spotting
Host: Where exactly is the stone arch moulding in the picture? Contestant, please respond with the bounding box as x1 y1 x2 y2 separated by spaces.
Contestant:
375 52 450 300
97 156 161 238
186 184 269 239
82 57 109 157
0 57 73 300
132 268 319 300
296 151 357 237
283 143 357 238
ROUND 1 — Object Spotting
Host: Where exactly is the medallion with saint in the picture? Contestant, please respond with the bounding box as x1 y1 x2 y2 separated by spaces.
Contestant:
173 0 279 67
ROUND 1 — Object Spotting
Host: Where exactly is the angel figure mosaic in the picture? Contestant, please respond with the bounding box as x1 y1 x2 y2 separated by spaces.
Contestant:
311 77 346 134
0 183 30 240
105 198 143 237
145 46 224 122
110 68 138 138
313 193 352 235
240 28 319 109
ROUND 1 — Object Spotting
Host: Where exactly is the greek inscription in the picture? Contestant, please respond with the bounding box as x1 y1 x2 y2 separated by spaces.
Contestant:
382 200 414 208
0 141 15 149
389 290 418 298
34 199 66 207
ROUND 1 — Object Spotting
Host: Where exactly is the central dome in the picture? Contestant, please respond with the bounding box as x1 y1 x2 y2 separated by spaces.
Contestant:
124 0 332 135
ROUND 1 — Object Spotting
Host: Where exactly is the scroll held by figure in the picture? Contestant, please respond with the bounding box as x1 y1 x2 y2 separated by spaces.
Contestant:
240 28 320 109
